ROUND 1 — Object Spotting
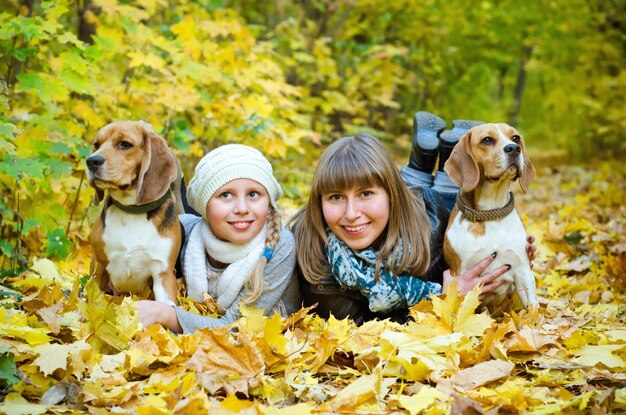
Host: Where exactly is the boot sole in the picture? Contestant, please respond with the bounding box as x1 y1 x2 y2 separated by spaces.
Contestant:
452 119 484 131
413 112 447 151
440 119 484 145
414 111 447 134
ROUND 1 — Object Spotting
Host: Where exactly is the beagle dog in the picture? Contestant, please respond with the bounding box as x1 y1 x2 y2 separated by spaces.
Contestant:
443 123 539 308
87 121 182 305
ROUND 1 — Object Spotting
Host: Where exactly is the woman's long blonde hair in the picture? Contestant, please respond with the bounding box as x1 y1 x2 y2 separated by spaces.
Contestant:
244 206 282 303
291 132 432 284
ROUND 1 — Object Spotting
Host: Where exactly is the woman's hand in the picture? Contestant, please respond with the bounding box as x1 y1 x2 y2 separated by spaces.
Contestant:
136 300 183 333
443 253 510 299
443 235 537 299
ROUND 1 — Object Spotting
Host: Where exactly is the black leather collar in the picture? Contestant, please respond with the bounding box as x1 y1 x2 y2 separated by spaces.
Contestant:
111 189 171 214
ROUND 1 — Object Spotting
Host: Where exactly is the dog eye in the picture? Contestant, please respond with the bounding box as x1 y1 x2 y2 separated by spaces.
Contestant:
481 136 495 145
116 141 133 150
511 135 521 143
92 142 100 150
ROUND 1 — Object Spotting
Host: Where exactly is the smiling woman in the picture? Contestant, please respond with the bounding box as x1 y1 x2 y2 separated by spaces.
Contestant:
290 132 518 324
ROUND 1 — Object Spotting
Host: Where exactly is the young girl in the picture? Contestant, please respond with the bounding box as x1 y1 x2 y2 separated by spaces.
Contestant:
291 132 534 325
138 144 300 333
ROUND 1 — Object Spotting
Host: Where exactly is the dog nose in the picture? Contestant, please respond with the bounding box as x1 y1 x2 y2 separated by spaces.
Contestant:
86 155 105 171
504 144 521 157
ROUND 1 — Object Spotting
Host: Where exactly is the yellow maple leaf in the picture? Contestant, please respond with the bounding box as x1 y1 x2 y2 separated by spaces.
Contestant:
172 391 211 413
114 296 139 335
32 341 90 376
0 309 51 345
264 312 287 356
0 392 48 415
432 281 493 337
454 289 494 337
395 385 449 415
571 345 626 368
136 402 170 415
143 366 186 394
77 279 135 352
126 347 158 376
319 371 392 412
238 303 267 334
380 331 463 377
606 330 626 342
221 393 254 412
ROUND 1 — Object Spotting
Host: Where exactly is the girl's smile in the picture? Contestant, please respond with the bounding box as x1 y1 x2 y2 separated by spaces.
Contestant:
229 220 254 230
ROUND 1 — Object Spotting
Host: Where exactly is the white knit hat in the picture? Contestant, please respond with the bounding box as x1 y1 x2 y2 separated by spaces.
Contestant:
186 144 283 216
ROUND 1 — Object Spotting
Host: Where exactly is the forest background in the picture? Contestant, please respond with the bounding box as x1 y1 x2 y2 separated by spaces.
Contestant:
1 0 626 413
1 0 624 270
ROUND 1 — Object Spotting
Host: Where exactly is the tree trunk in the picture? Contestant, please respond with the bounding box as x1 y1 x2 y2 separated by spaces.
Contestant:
508 45 533 126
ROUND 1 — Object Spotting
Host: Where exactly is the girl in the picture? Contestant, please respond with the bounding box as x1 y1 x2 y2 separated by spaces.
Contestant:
291 132 534 325
138 144 300 333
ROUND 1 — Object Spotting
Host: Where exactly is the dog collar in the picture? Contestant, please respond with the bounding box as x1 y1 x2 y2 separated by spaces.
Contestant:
111 189 171 214
456 192 514 222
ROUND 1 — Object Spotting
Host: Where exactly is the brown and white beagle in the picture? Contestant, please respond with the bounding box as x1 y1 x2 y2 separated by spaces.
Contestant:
86 121 182 305
443 123 539 308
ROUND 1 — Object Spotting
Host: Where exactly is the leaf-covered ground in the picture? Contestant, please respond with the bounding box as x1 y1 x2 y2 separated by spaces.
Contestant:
1 161 625 415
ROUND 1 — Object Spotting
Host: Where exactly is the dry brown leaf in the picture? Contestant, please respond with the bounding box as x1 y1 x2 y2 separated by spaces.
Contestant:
185 328 264 395
446 360 515 392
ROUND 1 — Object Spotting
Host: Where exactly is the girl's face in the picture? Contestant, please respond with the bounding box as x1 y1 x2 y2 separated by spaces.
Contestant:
206 178 270 243
321 185 390 251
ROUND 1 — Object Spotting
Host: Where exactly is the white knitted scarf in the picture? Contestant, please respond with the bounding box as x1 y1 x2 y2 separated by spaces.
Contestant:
183 220 266 308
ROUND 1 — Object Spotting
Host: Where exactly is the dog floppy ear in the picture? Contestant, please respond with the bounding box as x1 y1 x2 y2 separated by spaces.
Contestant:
444 130 480 192
136 126 178 205
518 136 536 193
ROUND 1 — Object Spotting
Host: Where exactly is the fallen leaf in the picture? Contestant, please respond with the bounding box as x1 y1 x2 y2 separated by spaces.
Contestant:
446 360 515 391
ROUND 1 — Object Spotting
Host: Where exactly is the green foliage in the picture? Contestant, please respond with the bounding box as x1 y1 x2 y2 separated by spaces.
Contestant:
0 352 19 388
0 0 315 270
233 0 625 156
1 0 624 271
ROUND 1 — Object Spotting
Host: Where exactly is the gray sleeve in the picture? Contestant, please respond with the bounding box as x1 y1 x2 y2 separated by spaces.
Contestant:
174 227 300 334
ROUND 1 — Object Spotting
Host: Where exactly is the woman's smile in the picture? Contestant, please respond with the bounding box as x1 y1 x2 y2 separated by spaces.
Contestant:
341 223 370 234
322 186 390 250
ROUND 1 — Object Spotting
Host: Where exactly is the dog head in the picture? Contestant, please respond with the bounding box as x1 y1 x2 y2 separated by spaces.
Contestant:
444 123 535 193
86 121 178 205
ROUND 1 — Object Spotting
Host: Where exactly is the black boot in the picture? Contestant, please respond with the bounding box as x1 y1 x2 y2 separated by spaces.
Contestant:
408 111 447 173
438 119 484 171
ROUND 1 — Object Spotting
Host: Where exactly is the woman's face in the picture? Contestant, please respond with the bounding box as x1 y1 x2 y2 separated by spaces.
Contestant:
321 185 390 250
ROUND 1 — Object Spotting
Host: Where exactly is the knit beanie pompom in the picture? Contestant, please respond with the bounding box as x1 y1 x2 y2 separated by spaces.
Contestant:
186 144 282 216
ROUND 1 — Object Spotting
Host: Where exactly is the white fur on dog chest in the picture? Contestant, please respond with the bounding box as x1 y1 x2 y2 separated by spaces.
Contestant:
102 206 173 293
447 210 537 306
